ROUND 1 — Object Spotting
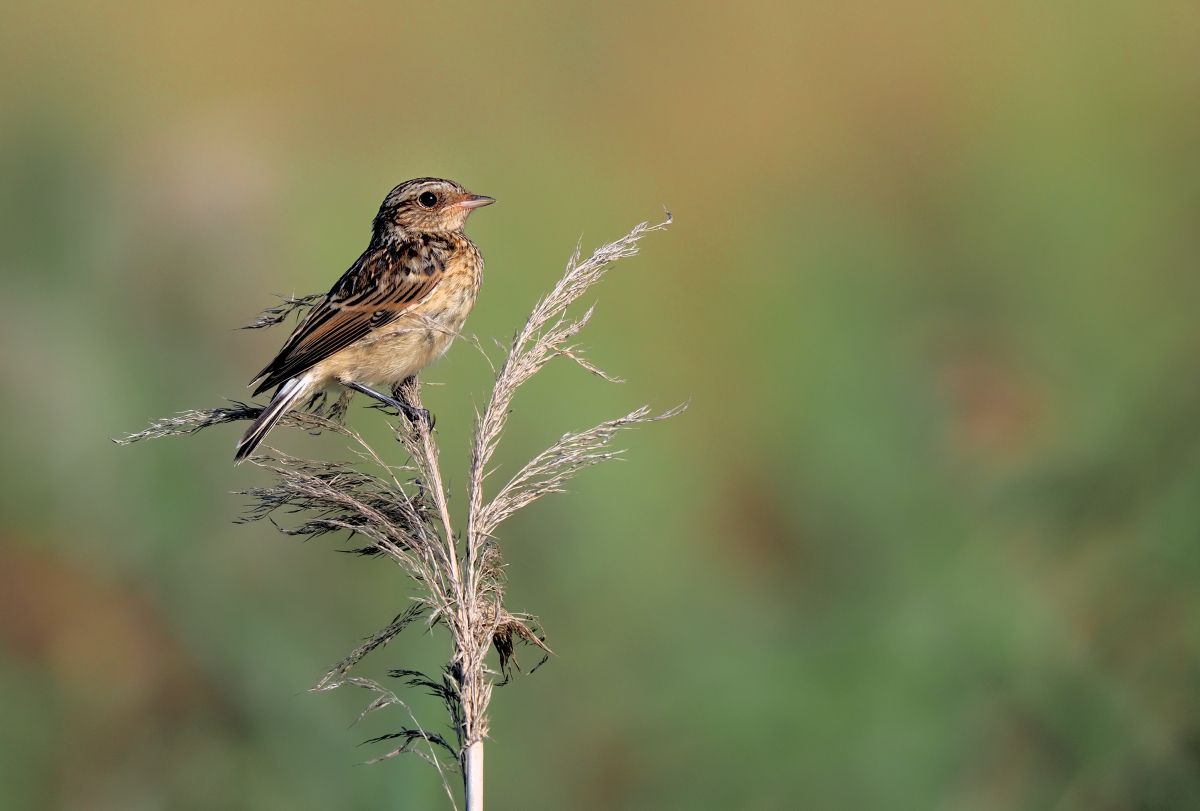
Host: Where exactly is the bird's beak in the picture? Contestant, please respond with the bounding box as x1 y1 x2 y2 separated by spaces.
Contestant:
457 194 495 209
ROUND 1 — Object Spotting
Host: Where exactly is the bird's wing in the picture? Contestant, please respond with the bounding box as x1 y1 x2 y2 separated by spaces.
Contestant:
251 243 444 395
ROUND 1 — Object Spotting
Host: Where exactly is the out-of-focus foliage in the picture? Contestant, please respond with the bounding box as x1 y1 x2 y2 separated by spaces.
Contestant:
3 2 1200 809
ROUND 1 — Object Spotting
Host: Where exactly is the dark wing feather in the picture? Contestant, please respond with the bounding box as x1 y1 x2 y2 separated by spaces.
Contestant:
251 243 445 395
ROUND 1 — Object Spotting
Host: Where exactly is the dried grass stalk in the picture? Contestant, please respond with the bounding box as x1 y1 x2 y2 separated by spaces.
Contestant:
117 214 679 811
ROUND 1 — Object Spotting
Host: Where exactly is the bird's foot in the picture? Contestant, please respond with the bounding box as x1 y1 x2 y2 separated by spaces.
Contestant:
397 402 434 429
343 381 435 429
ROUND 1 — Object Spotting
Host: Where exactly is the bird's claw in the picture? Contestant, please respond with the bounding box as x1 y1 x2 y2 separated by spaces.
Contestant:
397 403 435 430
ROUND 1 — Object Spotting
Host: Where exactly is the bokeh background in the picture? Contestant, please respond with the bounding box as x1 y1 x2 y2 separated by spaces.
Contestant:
3 2 1200 809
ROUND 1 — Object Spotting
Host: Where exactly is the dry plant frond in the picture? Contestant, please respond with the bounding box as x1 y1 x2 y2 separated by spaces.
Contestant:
241 292 324 330
113 403 357 445
313 603 426 690
475 402 688 541
113 403 265 444
119 214 679 811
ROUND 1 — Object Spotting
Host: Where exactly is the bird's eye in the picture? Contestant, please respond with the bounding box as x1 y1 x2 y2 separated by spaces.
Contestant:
418 191 438 208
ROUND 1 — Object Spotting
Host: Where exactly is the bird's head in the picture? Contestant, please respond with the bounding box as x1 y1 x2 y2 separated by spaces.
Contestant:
373 177 494 239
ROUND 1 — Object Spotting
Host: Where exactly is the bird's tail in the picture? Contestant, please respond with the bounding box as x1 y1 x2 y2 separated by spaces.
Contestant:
235 376 310 464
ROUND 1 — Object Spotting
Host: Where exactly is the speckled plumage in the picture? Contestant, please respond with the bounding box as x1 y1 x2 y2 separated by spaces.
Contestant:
235 178 492 462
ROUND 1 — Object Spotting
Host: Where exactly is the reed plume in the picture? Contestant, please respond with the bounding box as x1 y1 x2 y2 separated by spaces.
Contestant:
118 214 680 810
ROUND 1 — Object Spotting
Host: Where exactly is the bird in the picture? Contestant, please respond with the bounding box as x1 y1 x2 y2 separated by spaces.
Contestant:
234 177 494 463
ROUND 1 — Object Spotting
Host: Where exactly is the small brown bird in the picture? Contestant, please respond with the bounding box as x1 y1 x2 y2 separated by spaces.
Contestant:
235 178 493 462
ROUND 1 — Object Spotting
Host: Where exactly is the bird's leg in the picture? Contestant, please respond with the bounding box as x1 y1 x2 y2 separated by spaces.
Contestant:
342 381 433 428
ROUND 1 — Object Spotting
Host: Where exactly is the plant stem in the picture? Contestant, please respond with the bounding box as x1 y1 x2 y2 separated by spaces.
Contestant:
464 740 483 811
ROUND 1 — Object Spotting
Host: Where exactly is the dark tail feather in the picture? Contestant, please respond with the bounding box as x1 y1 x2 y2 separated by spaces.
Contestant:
235 378 308 463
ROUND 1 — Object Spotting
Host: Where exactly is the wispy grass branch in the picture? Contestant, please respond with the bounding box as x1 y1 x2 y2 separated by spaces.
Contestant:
117 214 679 811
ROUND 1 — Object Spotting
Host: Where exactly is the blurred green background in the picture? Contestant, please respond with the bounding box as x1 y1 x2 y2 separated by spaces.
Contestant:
3 1 1200 809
